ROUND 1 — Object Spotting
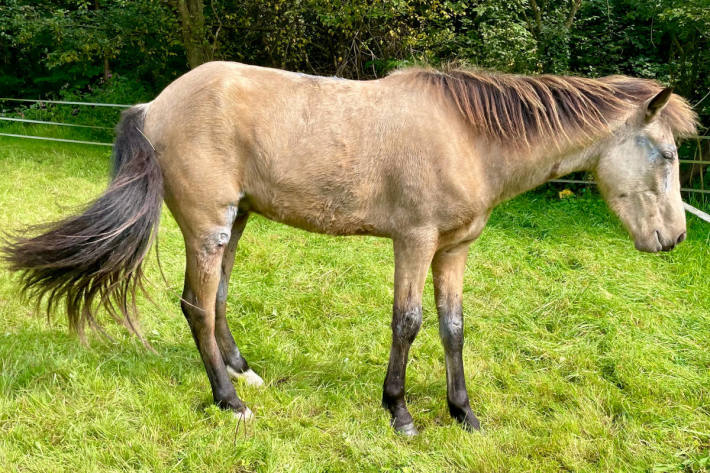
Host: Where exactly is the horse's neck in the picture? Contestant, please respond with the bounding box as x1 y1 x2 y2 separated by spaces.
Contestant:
489 140 602 205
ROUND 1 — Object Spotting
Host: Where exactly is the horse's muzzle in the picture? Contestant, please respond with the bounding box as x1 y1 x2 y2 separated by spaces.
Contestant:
636 230 686 253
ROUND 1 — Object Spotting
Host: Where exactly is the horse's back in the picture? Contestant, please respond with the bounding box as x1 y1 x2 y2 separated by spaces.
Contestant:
144 62 482 238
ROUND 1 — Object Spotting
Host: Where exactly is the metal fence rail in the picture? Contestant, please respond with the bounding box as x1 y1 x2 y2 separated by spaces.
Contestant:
0 97 123 146
684 202 710 222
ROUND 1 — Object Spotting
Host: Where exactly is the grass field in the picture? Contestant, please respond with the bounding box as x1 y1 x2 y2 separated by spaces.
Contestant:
0 136 709 473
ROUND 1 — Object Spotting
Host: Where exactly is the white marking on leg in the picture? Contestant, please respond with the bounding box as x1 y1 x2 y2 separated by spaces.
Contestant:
227 366 265 387
235 406 254 421
396 422 418 436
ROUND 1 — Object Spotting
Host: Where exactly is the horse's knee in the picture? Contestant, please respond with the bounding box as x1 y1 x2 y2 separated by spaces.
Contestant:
392 305 422 343
438 307 464 352
204 230 231 254
447 386 469 408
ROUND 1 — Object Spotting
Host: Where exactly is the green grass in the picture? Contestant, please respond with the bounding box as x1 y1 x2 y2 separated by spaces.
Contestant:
0 135 709 473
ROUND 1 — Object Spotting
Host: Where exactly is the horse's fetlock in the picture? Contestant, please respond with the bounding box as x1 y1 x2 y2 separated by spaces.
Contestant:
448 390 470 409
227 356 249 374
382 385 405 407
383 398 414 428
448 400 480 431
215 393 244 412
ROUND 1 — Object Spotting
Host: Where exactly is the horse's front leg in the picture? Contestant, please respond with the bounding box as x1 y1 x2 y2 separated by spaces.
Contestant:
382 236 436 435
431 242 480 431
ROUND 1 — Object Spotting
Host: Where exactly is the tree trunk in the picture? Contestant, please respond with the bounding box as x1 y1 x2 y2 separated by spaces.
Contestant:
103 56 110 81
170 0 211 68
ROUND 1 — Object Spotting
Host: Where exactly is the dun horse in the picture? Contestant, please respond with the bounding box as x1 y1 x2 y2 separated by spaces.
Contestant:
3 63 697 434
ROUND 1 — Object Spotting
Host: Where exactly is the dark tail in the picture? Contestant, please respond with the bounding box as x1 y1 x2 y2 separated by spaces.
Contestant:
2 105 163 340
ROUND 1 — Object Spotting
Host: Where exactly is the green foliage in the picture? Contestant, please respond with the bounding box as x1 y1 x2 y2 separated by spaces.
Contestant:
451 1 539 72
3 0 707 129
215 0 460 77
2 0 708 129
570 0 710 121
0 0 184 98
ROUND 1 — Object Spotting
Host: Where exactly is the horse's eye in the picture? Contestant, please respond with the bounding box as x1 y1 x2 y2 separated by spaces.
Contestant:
661 151 674 161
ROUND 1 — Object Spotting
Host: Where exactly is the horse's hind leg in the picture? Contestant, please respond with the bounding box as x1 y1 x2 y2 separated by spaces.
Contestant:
215 211 264 386
180 213 251 417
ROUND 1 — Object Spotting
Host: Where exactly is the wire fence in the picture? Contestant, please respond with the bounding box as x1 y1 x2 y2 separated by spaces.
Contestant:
0 97 124 146
1 96 709 221
0 116 113 130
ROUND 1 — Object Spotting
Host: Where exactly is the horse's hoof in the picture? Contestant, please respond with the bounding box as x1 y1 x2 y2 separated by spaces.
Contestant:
227 367 265 387
234 406 254 421
395 422 418 436
460 414 482 433
450 403 482 432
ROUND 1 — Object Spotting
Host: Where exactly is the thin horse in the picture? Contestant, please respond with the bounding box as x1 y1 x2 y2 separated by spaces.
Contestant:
2 63 697 434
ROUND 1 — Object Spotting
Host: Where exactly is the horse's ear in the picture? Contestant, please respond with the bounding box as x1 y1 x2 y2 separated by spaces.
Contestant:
645 87 673 123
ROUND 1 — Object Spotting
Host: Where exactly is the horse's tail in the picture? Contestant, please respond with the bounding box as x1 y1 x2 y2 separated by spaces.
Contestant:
2 104 163 340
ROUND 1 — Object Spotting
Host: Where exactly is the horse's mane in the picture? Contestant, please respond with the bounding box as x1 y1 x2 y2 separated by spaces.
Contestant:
397 66 697 148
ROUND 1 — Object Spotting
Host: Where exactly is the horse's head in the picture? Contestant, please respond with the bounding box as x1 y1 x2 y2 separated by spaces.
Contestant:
595 88 688 253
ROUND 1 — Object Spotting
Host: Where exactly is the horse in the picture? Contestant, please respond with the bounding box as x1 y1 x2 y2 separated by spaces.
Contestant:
2 62 697 435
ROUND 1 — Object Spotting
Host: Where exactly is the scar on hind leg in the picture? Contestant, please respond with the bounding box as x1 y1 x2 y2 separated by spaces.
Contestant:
196 230 231 280
205 230 231 253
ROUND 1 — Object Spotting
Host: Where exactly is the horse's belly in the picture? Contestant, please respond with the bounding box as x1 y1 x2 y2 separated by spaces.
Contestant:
243 181 387 237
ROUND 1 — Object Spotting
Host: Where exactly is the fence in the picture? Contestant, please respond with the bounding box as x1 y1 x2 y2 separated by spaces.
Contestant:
0 97 128 147
1 97 709 222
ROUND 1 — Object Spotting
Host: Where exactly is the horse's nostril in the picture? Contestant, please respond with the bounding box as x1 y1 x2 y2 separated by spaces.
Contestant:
677 231 687 244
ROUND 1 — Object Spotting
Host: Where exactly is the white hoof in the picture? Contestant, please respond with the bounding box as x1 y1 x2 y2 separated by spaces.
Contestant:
396 422 418 436
227 367 265 387
235 406 254 421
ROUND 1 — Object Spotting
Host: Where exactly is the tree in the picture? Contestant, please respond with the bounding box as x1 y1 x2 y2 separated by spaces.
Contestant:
166 0 212 68
1 0 708 131
0 0 183 97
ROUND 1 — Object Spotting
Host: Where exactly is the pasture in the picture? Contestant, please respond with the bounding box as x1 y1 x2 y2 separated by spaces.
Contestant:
0 136 708 472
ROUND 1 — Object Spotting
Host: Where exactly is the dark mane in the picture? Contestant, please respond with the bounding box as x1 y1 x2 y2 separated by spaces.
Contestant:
398 66 697 148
